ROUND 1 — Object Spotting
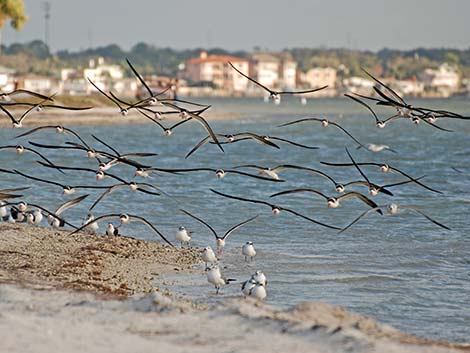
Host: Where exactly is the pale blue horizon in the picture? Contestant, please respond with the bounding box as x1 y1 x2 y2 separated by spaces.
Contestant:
2 0 469 53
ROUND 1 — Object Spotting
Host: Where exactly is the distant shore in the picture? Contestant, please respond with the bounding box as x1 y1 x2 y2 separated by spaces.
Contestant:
0 106 242 127
0 223 469 353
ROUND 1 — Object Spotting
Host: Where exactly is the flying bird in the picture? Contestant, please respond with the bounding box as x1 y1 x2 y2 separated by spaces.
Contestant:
229 61 327 103
180 208 258 255
210 189 340 230
340 203 450 233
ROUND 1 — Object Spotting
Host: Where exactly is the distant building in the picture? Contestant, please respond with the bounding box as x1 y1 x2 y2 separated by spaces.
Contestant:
185 51 250 93
60 57 127 95
249 53 279 89
249 52 298 91
462 78 470 96
302 67 337 89
16 74 57 94
278 52 297 89
84 57 124 93
419 63 460 97
84 57 124 82
0 66 15 89
393 79 424 97
136 75 177 100
342 76 375 95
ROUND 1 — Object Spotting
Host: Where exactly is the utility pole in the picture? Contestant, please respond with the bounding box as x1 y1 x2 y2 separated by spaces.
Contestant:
42 2 51 49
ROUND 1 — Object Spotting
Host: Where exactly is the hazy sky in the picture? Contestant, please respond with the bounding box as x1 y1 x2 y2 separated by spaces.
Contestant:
2 0 469 52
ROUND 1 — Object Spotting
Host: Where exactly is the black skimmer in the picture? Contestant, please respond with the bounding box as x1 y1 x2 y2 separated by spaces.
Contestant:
0 89 54 102
0 102 44 128
320 161 443 194
229 61 327 103
340 203 450 233
233 164 343 190
0 144 59 169
87 78 130 116
13 169 112 195
70 213 173 246
278 117 367 149
344 93 393 128
46 194 89 228
89 182 161 210
185 132 279 159
16 125 92 150
270 188 382 212
210 189 340 230
180 209 258 255
164 167 285 182
209 134 320 150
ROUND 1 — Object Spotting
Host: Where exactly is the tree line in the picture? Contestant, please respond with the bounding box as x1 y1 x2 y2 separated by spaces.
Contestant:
1 39 470 79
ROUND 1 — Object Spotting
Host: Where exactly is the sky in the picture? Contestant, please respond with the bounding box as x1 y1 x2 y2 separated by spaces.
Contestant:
2 0 469 53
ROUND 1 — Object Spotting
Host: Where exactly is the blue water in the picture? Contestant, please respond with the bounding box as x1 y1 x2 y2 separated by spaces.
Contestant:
1 97 470 342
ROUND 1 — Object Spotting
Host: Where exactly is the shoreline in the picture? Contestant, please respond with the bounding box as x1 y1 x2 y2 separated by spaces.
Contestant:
0 106 243 127
1 223 469 352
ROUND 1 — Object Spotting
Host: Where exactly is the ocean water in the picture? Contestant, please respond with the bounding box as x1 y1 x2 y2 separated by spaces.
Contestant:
1 97 469 342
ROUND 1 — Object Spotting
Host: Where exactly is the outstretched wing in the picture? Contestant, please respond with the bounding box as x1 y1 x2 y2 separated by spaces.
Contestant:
222 215 259 240
180 209 219 239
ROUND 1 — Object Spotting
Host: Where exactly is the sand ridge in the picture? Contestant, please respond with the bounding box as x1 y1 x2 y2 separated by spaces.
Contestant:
0 223 200 297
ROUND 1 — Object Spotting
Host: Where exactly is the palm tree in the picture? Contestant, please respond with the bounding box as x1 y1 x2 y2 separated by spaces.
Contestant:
0 0 27 53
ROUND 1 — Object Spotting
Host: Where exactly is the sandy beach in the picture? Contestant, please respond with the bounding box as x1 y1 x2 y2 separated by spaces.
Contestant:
0 223 469 353
0 104 242 128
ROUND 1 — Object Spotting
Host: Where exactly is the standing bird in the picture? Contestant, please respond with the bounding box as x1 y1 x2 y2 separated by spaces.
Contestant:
106 223 119 236
242 241 257 261
70 213 173 246
82 213 99 235
26 209 44 226
201 246 218 269
241 278 257 298
47 195 89 229
249 283 267 301
251 270 267 286
180 209 258 256
175 225 192 247
206 265 236 294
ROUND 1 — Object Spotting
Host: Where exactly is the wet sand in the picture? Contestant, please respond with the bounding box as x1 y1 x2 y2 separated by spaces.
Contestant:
0 223 469 353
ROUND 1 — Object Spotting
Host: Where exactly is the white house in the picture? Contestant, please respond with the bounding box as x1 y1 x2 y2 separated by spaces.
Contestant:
84 57 124 93
249 52 298 92
250 53 280 90
302 67 337 89
394 79 424 97
419 63 460 96
0 66 15 89
17 74 57 94
343 76 375 95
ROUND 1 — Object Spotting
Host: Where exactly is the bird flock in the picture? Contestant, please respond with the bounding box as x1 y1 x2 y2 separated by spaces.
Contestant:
1 60 468 301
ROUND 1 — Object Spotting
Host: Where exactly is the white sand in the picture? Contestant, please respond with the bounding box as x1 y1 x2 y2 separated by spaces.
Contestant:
0 224 468 353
